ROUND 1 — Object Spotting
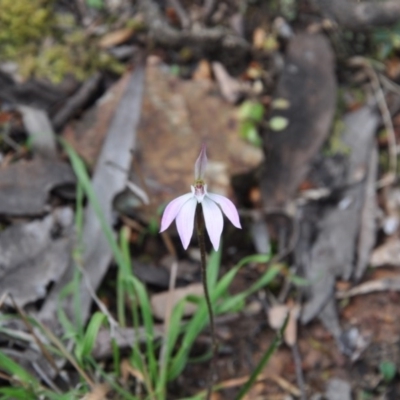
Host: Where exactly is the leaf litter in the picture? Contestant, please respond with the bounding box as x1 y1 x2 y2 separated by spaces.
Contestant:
2 1 400 398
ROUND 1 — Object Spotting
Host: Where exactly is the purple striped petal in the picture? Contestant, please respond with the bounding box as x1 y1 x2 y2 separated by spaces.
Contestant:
206 193 241 229
175 197 197 249
194 144 208 180
160 192 194 232
202 197 224 251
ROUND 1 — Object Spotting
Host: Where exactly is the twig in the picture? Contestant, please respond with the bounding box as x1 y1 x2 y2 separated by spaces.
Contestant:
19 105 57 158
139 0 248 53
8 295 60 376
32 362 62 394
75 257 119 338
196 205 217 400
52 73 102 130
202 0 217 24
316 0 400 30
379 73 400 97
0 123 23 152
349 57 397 184
336 277 400 299
169 0 191 29
368 69 397 178
291 343 306 400
36 320 95 389
196 371 300 398
75 0 88 20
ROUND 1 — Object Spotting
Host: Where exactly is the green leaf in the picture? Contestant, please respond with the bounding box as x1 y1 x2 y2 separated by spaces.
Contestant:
240 121 262 147
156 299 187 395
147 217 159 236
269 116 289 131
216 265 281 314
235 315 288 400
75 311 106 362
287 274 310 287
0 351 39 387
61 140 157 394
126 276 157 381
168 253 273 380
238 101 264 122
380 360 397 382
207 247 221 291
271 98 290 110
86 0 104 9
0 388 36 400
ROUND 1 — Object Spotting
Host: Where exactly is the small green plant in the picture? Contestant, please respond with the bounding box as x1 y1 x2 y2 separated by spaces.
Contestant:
237 100 265 147
86 0 104 9
373 22 400 60
379 360 397 383
0 0 122 82
0 144 286 399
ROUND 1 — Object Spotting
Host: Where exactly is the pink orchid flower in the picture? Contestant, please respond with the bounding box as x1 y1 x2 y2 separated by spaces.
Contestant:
160 145 241 250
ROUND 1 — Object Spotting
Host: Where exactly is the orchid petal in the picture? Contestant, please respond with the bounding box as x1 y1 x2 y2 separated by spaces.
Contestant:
202 197 224 251
206 193 241 229
176 197 197 249
194 144 208 180
160 192 194 232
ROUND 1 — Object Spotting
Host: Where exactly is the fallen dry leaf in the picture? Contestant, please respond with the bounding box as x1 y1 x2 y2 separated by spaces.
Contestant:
325 378 352 400
261 33 336 210
285 304 300 346
41 58 146 329
252 27 266 49
212 61 243 103
66 57 263 204
99 27 136 49
197 372 300 398
63 73 131 167
193 59 212 81
0 158 75 216
370 239 400 267
136 58 263 207
151 283 203 320
268 304 288 330
80 383 110 400
336 276 400 299
0 208 73 306
19 106 57 158
300 106 379 325
268 303 299 346
121 358 145 384
92 325 164 359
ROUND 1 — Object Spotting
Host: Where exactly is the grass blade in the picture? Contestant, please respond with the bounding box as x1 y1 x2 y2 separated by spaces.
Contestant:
76 311 106 363
234 315 289 400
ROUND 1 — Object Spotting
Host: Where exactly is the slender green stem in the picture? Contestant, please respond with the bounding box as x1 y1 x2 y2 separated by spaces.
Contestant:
235 315 289 400
195 206 217 400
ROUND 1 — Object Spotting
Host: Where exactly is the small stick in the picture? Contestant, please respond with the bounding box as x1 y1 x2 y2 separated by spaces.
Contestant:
8 295 60 376
52 73 101 130
169 0 191 29
203 0 217 24
291 343 306 400
349 57 397 182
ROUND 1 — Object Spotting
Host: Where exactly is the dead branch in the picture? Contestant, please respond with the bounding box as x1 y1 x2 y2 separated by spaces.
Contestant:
168 0 191 29
138 0 249 55
202 0 217 24
349 56 397 184
315 0 400 30
52 73 101 131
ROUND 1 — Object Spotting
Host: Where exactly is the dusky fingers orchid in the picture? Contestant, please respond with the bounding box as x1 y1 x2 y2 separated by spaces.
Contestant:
160 144 241 250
